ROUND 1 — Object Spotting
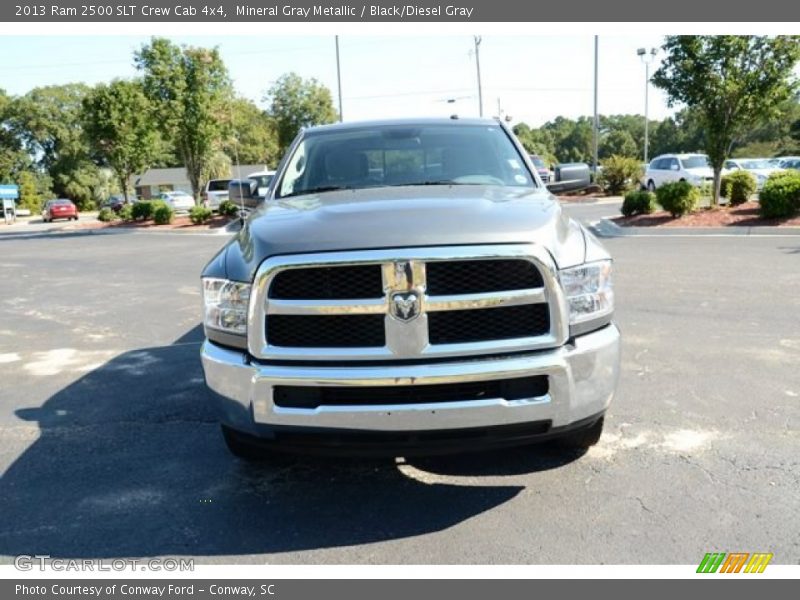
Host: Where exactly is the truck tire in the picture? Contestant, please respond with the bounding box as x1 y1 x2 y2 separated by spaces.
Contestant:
556 417 604 450
221 424 269 461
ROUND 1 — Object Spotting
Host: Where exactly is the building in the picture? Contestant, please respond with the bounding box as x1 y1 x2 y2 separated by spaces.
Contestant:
131 165 268 200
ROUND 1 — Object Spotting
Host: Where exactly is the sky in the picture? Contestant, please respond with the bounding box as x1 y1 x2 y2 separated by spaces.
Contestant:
0 35 677 126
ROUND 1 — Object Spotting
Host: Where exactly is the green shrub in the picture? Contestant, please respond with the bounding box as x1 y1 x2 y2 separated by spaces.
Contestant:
131 200 154 221
597 155 643 195
152 201 174 225
118 203 133 221
189 205 213 225
655 181 700 217
759 170 800 219
217 199 239 217
97 207 117 222
621 190 656 217
721 170 757 205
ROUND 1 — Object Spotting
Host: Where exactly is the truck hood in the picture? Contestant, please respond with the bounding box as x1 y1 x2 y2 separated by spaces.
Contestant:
221 185 588 282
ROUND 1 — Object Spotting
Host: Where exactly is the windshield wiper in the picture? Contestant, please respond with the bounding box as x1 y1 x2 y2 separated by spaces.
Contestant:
281 185 352 198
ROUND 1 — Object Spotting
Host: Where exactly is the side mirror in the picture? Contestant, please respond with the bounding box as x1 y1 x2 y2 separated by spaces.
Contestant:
546 162 591 194
228 179 261 211
671 164 680 171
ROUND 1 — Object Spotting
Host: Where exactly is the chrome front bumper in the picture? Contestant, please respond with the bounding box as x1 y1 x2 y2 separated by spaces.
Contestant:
201 324 620 437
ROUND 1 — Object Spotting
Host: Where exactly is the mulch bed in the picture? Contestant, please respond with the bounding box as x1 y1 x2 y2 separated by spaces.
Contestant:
63 214 235 231
613 202 800 228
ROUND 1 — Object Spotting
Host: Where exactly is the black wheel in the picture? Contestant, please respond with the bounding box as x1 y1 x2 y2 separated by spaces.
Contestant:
556 417 604 450
221 424 271 461
647 180 656 193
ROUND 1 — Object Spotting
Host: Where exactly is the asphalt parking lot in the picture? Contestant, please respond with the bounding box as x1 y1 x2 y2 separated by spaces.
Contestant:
0 208 798 564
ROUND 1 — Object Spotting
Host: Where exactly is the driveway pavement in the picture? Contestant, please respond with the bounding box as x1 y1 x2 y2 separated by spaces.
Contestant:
0 220 797 564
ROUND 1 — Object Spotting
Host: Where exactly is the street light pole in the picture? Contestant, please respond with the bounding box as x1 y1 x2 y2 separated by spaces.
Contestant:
474 36 483 117
335 35 343 122
637 47 657 165
593 35 599 175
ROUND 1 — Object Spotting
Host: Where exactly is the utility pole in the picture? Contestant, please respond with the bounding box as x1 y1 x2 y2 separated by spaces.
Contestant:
335 35 343 122
593 35 599 175
474 36 483 117
637 47 657 164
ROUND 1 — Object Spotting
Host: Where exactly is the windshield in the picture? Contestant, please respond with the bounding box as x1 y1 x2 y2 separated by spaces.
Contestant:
741 160 772 169
276 124 535 199
681 156 710 169
207 179 231 191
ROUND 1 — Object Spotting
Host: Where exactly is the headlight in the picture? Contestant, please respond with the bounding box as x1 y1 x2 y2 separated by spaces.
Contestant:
202 278 251 336
559 260 614 335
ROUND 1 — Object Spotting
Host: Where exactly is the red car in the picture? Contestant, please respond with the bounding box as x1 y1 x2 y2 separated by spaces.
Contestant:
41 199 78 222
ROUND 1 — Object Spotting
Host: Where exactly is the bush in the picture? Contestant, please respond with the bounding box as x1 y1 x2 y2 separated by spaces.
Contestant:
118 203 133 221
759 170 800 219
152 201 174 225
189 205 213 225
597 155 643 196
655 181 700 218
131 200 154 221
621 190 656 217
217 199 239 217
97 207 117 222
721 170 757 205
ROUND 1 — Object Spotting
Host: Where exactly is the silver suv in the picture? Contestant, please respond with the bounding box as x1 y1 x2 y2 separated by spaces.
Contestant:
200 118 620 458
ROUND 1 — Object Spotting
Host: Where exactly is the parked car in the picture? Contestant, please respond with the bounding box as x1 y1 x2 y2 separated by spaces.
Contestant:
778 157 800 170
201 117 619 459
246 170 276 198
203 179 232 211
41 198 78 222
156 191 195 213
102 194 129 213
723 158 778 189
643 153 716 191
528 154 552 183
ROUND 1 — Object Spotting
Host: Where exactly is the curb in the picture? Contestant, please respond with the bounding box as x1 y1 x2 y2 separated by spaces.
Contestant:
591 217 800 238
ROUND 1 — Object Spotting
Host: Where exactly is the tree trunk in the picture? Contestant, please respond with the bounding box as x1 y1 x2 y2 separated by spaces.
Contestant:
712 168 723 207
120 175 129 204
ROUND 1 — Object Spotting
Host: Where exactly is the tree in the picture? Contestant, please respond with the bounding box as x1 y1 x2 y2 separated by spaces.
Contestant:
225 97 279 167
17 170 51 212
601 129 638 159
0 89 31 182
135 37 232 202
512 123 557 164
82 80 161 203
652 35 800 205
265 73 337 154
7 83 102 208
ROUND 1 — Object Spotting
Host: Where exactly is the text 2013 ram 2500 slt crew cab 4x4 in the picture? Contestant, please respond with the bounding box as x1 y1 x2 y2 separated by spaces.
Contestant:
200 118 620 458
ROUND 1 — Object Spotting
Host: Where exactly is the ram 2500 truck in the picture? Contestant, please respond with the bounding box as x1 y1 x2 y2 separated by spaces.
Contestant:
200 118 620 458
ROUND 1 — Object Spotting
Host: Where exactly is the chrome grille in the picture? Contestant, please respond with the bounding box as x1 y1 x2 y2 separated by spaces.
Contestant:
250 245 568 361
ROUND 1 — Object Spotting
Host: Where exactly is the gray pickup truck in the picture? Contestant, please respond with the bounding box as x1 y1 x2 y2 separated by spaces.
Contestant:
201 118 620 458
